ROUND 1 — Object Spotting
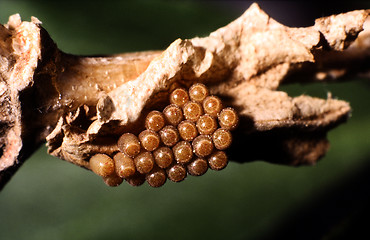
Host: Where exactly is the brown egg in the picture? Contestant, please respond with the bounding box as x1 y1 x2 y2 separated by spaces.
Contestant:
125 172 146 186
139 129 160 151
212 128 232 150
145 110 165 132
159 125 180 147
167 164 187 182
89 154 115 177
203 95 223 117
187 158 208 176
117 133 141 157
153 147 174 169
102 173 124 187
113 152 136 178
146 166 167 187
163 104 184 126
134 151 154 174
169 88 189 107
172 141 193 164
178 120 198 141
192 135 214 157
196 114 218 135
208 151 228 170
218 107 239 130
183 101 203 122
189 83 209 102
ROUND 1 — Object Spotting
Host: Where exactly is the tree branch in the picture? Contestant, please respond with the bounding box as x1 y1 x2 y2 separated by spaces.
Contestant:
0 4 369 189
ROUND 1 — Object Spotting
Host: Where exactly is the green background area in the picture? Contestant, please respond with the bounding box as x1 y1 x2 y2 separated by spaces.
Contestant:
0 1 369 239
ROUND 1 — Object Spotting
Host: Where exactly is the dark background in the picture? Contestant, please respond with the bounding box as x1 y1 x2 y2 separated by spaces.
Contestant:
0 1 369 239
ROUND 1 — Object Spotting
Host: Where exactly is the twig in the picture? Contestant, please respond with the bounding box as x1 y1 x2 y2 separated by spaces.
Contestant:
0 4 369 189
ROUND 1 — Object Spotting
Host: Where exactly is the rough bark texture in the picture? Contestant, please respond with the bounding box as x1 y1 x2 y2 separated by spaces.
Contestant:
0 4 369 189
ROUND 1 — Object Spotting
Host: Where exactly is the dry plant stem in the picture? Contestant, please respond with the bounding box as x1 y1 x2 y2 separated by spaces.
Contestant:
0 4 369 189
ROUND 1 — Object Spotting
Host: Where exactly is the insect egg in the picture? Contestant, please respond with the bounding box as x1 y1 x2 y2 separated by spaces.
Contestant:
113 152 136 178
159 125 180 147
173 141 193 164
126 172 146 187
170 88 189 107
153 147 174 169
189 83 209 102
192 135 214 157
187 158 208 176
146 166 167 187
183 101 203 122
89 153 115 177
208 151 228 170
196 114 218 135
178 120 198 141
218 107 239 130
163 104 184 126
134 151 154 174
167 164 187 182
203 95 223 117
117 133 141 157
102 173 124 187
212 128 232 150
139 129 160 151
145 110 165 132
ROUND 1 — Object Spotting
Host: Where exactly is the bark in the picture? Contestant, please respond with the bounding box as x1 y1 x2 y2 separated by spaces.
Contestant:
0 4 369 189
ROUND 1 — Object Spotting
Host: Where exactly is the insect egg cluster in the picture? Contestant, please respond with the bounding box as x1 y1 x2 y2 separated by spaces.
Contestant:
89 83 239 187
